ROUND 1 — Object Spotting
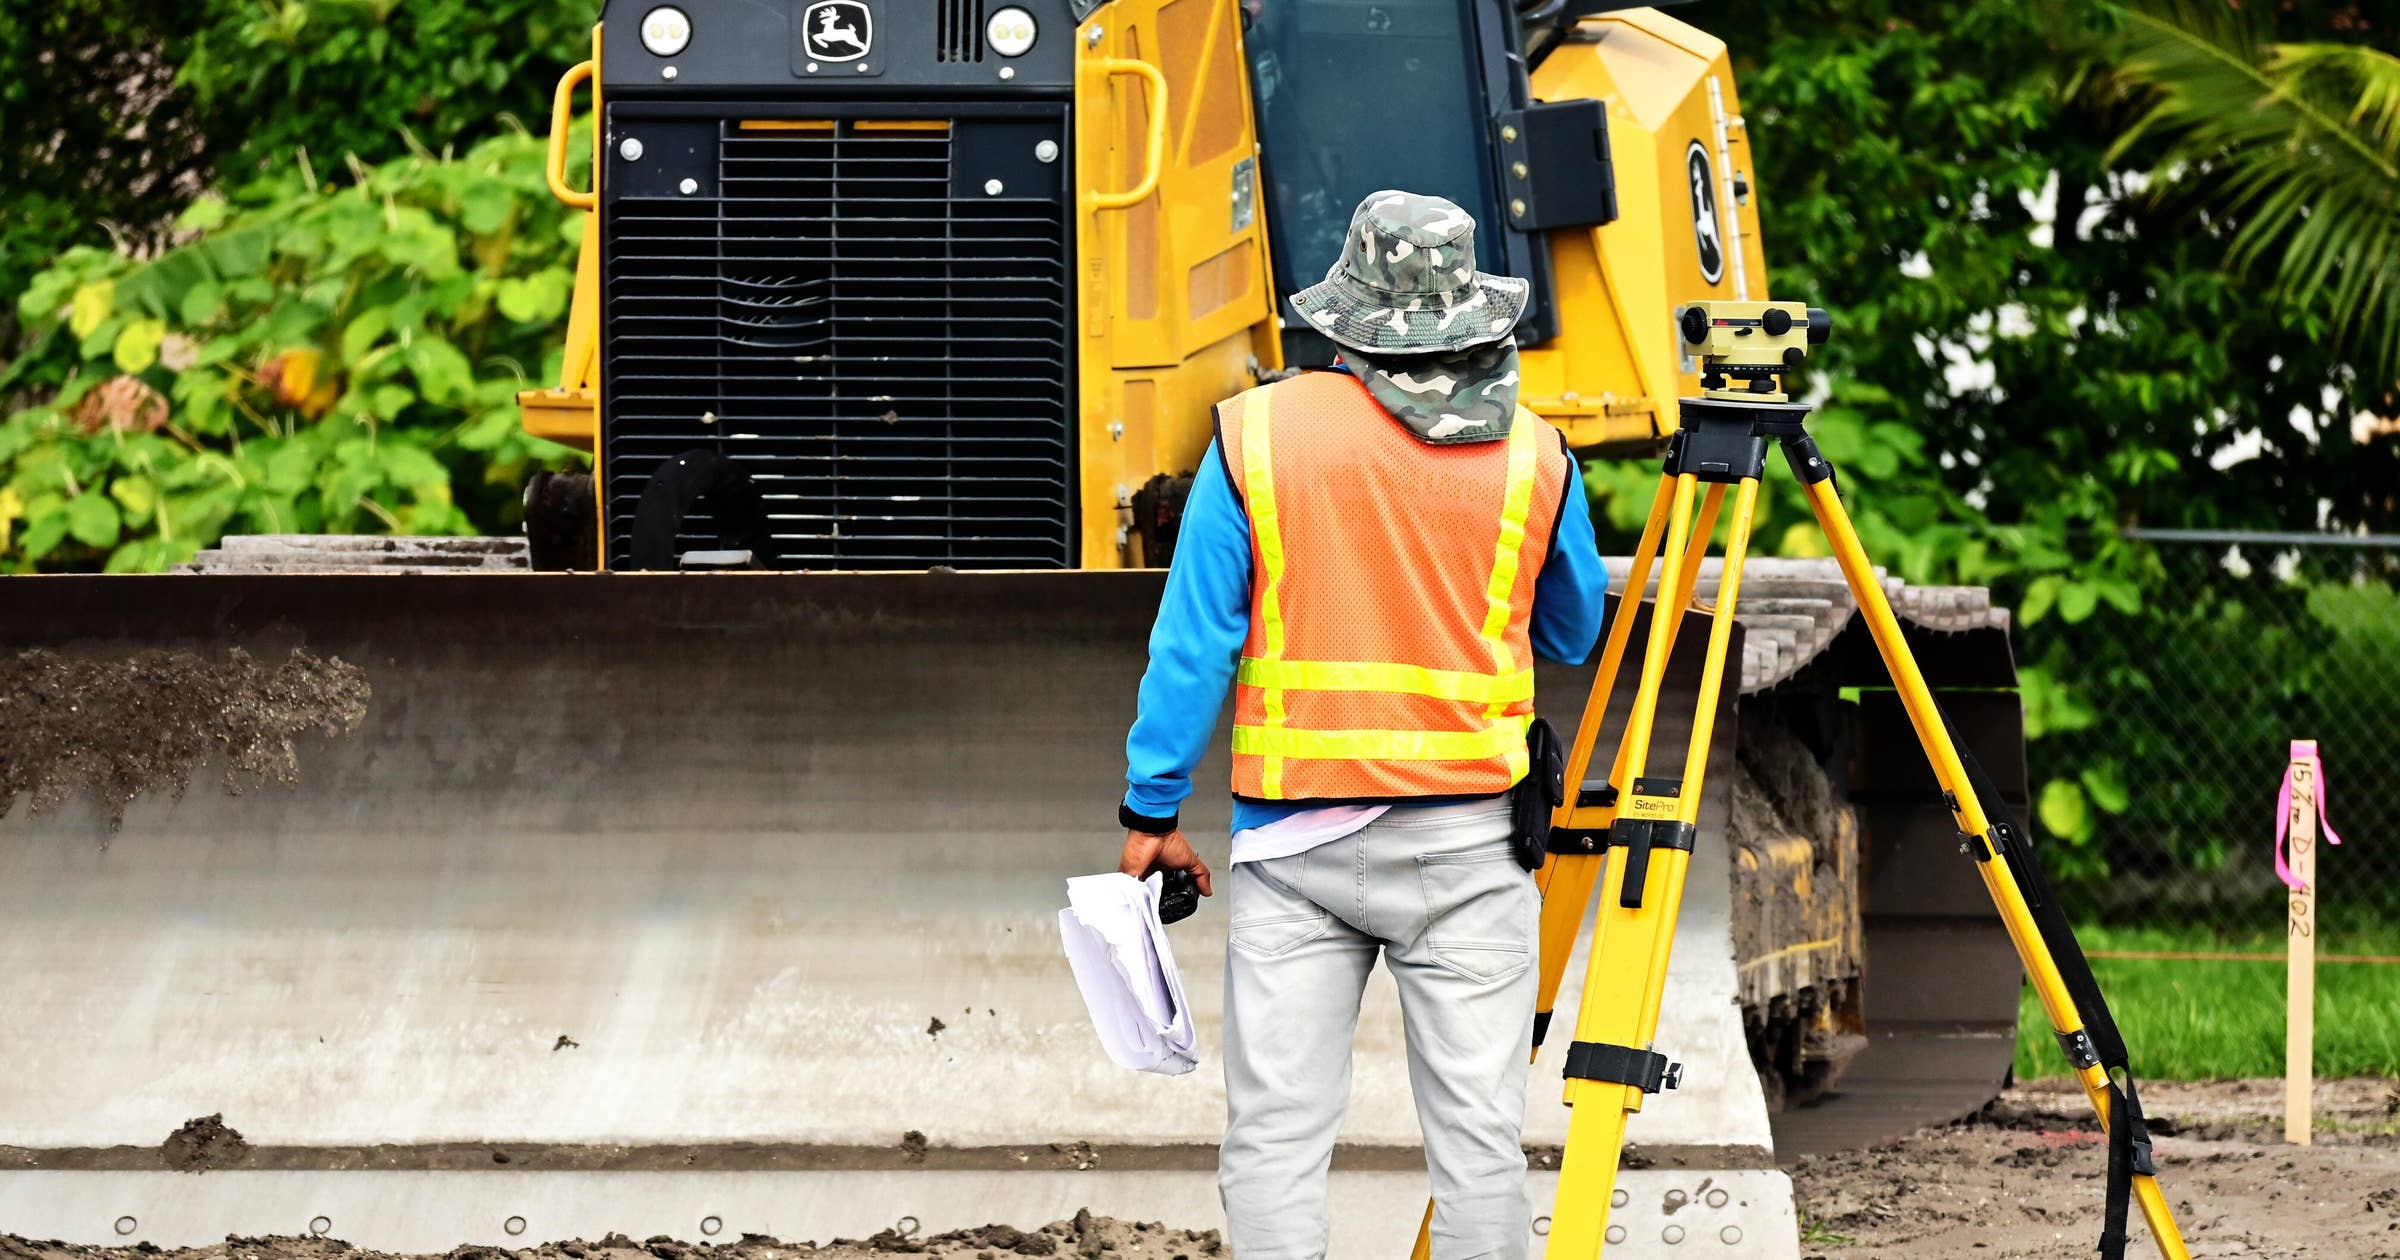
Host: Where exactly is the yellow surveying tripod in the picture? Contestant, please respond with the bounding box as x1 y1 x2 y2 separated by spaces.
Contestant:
1409 300 2191 1260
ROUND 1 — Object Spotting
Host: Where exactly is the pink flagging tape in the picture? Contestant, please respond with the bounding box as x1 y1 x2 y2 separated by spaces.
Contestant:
2275 738 2345 892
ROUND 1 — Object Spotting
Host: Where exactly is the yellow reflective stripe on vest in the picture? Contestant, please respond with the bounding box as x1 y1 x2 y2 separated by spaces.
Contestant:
1476 410 1544 781
1236 658 1536 705
1231 714 1535 762
1240 387 1291 796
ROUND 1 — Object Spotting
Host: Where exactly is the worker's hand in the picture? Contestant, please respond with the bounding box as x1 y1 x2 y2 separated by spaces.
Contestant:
1120 829 1214 897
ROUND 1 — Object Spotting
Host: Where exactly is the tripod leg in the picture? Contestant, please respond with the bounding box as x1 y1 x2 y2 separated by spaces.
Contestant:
1537 480 1724 1015
1570 483 1725 1026
1796 475 2193 1260
1409 471 1688 1260
1533 477 1674 1010
1544 478 1761 1260
1660 488 1725 621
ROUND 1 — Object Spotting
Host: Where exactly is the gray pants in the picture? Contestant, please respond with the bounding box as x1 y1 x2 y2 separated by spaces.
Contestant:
1219 803 1537 1260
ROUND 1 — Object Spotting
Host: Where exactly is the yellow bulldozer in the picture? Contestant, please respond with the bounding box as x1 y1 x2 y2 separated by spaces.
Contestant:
510 0 1780 567
0 2 2026 1254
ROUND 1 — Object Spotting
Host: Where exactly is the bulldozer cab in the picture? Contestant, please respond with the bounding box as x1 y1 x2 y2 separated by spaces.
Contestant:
517 0 1665 573
1244 0 1564 359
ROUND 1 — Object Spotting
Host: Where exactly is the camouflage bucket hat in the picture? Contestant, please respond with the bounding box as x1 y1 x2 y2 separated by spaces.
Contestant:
1289 190 1531 355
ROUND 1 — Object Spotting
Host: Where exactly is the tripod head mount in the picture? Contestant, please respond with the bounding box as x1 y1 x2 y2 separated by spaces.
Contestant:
1677 299 1831 403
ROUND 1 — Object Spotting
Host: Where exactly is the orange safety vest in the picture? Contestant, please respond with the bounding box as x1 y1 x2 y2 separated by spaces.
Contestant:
1216 370 1573 802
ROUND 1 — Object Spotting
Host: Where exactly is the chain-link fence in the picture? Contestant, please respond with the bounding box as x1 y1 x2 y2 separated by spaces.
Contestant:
2024 532 2399 957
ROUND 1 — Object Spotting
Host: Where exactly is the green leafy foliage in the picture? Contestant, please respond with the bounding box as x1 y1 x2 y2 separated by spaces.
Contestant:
180 0 590 170
1581 2 2395 879
2110 3 2400 382
0 1 588 306
1738 0 2394 548
2032 548 2400 884
1711 0 2395 878
0 126 588 573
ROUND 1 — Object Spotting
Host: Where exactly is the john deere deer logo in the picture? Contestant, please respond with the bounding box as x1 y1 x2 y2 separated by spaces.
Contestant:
1685 140 1725 285
802 0 872 62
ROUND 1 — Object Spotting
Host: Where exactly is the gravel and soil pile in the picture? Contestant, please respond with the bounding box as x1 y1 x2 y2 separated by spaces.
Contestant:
158 1115 252 1174
0 647 368 828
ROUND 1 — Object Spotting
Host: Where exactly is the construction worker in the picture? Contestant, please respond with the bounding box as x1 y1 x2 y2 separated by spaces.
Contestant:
1117 190 1609 1260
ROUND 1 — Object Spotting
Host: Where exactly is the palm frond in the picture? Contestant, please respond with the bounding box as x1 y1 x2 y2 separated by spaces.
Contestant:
2106 2 2400 385
2268 43 2400 158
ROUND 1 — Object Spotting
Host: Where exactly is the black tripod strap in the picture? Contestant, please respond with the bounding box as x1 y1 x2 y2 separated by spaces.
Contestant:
1564 1040 1678 1093
2104 1079 2141 1258
1938 706 2153 1260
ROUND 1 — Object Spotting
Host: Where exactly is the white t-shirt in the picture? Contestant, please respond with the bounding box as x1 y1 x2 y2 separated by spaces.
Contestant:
1228 798 1511 866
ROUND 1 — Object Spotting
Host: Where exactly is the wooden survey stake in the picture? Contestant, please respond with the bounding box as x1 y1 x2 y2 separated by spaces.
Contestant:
2284 741 2319 1146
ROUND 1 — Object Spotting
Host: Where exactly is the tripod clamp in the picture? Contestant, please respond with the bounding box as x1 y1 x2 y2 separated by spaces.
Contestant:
1663 397 1837 489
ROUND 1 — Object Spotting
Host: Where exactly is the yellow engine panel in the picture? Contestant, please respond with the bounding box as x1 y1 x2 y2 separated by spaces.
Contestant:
1523 7 1770 453
519 24 605 454
1073 0 1283 569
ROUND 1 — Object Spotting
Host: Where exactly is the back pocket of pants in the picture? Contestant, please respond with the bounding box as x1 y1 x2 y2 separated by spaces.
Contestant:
1417 845 1533 983
1230 908 1330 959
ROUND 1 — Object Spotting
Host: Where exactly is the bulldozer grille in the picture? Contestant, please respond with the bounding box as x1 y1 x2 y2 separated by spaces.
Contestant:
600 110 1075 570
938 0 989 61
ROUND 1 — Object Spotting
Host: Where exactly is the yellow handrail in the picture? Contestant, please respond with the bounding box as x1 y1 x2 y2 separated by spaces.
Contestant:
1086 55 1167 211
546 59 598 210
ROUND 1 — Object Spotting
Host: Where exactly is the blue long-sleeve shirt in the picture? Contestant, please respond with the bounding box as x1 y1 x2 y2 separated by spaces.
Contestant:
1123 429 1610 834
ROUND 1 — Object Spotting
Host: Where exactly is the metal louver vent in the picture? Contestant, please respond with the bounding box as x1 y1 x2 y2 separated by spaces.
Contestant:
939 0 987 62
601 111 1074 570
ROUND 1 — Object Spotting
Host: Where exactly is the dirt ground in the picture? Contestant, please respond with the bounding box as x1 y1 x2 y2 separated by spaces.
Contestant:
1791 1077 2400 1259
0 1213 1207 1260
5 1081 2394 1260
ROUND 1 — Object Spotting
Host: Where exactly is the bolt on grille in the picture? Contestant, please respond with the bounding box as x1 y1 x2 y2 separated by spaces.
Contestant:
602 114 1073 570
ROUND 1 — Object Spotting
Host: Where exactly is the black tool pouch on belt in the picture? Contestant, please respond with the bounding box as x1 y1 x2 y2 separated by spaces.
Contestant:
1512 718 1566 870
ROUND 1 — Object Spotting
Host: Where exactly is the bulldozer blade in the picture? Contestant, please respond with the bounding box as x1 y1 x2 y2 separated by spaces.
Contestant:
0 566 2012 1253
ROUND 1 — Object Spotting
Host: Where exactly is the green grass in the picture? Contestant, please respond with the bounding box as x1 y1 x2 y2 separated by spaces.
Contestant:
1796 1212 1855 1247
2011 924 2400 1080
